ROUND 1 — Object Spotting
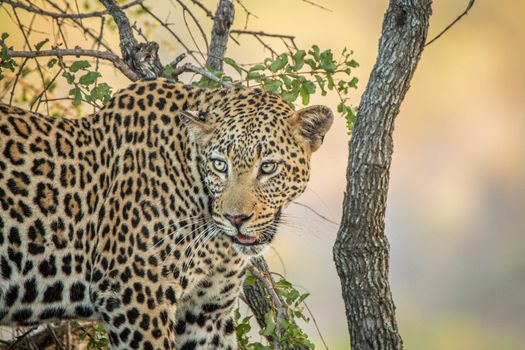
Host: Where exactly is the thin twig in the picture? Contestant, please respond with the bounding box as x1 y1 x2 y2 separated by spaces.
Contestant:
46 325 65 350
32 66 63 111
12 6 50 115
187 0 214 19
6 327 37 350
300 0 333 12
291 201 339 226
170 62 234 88
234 0 258 30
8 57 28 105
303 301 330 350
426 0 476 46
231 29 295 41
1 0 144 19
171 0 209 54
7 48 140 81
140 4 201 65
45 0 114 53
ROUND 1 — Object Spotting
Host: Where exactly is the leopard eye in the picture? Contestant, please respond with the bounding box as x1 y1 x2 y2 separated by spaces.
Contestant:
212 159 228 173
260 161 278 175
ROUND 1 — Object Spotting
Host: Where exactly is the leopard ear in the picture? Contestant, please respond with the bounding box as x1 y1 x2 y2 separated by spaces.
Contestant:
180 110 213 144
287 105 333 152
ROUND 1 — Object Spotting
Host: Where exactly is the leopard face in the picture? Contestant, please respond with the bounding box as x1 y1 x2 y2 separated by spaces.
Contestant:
183 92 333 255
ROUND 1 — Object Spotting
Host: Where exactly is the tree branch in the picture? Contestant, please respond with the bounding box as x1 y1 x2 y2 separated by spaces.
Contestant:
248 263 285 350
333 0 432 349
169 62 234 88
207 0 235 71
230 29 296 41
425 0 476 46
0 0 144 19
6 48 140 81
242 258 310 350
99 0 163 78
98 0 138 61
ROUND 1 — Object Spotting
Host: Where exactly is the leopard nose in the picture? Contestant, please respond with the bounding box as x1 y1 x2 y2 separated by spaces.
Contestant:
224 213 253 228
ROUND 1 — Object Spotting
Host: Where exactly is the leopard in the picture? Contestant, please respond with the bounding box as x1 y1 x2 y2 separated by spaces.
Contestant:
0 78 333 350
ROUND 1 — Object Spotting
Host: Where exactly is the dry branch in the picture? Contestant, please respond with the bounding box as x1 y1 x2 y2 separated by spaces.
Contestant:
426 0 476 46
0 0 144 19
6 48 140 81
230 29 295 41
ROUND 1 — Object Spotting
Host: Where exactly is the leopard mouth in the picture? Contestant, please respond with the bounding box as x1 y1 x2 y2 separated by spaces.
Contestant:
231 225 277 247
233 232 259 246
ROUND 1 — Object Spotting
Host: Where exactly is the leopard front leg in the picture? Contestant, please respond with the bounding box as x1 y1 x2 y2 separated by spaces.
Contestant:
174 304 237 350
92 279 179 350
174 269 245 350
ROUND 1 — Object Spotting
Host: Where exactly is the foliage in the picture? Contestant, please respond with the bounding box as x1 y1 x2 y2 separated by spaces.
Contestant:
0 33 18 81
75 322 110 350
196 46 359 131
237 273 315 350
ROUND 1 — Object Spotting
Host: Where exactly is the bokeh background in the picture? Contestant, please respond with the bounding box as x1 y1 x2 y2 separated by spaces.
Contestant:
1 1 524 349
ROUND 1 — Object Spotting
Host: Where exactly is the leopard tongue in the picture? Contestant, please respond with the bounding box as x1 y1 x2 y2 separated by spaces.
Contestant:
236 233 257 244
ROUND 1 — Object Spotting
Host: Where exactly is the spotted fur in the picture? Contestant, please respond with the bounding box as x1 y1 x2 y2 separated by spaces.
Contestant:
0 79 333 349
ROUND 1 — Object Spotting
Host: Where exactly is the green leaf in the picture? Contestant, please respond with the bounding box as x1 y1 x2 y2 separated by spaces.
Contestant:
247 71 263 80
319 49 336 73
35 38 49 51
261 312 276 337
163 64 174 77
1 33 9 41
347 58 359 68
309 45 320 61
62 71 75 84
224 57 242 76
269 54 288 73
300 84 310 105
314 74 327 96
69 60 91 72
69 87 82 106
280 75 292 89
79 71 101 86
262 79 281 93
47 58 58 68
291 50 306 71
296 292 310 305
326 73 335 90
348 76 359 88
304 58 316 69
249 64 265 72
88 83 112 104
244 274 257 286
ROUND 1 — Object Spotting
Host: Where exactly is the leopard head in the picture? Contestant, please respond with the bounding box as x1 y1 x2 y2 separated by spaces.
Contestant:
182 90 333 255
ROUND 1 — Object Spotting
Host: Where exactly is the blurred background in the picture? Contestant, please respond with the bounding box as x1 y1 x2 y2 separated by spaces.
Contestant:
1 0 524 349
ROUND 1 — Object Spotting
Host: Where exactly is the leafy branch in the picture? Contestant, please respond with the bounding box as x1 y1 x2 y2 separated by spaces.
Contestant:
193 45 359 131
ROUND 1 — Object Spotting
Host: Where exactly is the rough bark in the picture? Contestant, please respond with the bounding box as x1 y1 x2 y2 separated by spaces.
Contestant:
243 257 275 328
99 0 163 78
333 1 432 349
207 0 235 71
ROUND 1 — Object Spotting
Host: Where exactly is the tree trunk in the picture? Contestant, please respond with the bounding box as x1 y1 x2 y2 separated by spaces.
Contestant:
207 0 235 71
333 1 432 349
